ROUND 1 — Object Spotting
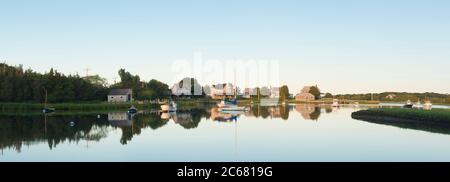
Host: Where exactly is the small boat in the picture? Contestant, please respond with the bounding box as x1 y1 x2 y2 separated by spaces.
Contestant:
403 100 413 108
332 99 340 107
218 99 238 108
219 106 249 112
217 99 248 112
42 88 55 114
353 102 360 107
42 108 55 114
161 101 177 112
128 105 138 113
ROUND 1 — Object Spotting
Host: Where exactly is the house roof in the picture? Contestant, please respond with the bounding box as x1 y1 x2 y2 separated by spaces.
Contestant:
109 89 132 95
301 86 312 93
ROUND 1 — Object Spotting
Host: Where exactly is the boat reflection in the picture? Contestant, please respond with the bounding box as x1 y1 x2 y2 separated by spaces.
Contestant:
210 107 241 122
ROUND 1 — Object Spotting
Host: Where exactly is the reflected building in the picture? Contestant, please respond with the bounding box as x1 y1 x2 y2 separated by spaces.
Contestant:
243 105 290 120
108 112 133 127
295 104 321 121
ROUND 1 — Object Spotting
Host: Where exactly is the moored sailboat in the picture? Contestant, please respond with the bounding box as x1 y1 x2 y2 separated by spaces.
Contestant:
42 88 55 114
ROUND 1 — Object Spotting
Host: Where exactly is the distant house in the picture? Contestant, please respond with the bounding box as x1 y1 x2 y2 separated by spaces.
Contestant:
171 83 192 96
243 88 256 99
385 94 397 100
296 93 315 102
270 87 280 99
108 89 133 103
295 86 316 102
210 83 236 100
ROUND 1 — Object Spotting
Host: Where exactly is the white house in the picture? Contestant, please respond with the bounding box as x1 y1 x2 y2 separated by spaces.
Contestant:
171 84 192 96
210 83 236 100
243 88 256 98
270 87 280 99
108 89 133 103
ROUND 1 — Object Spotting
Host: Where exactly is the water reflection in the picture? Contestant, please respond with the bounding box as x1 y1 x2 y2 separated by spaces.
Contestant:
0 114 111 152
1 104 431 153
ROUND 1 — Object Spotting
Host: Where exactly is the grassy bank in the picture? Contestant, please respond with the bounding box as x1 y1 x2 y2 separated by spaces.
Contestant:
352 108 450 122
0 102 157 112
286 99 380 105
352 108 450 134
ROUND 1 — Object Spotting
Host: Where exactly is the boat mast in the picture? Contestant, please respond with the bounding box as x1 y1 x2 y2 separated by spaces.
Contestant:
43 88 48 108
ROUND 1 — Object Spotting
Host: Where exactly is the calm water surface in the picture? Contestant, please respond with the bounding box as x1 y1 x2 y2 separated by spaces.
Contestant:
1 104 450 162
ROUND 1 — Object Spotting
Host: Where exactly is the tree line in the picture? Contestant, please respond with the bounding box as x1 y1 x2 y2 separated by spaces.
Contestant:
334 92 450 104
0 64 172 103
0 63 109 103
0 63 303 103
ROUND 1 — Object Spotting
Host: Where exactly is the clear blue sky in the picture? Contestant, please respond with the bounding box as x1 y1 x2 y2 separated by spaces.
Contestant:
1 0 449 94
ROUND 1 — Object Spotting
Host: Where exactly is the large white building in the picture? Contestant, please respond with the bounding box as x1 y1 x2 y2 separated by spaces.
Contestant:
171 84 192 96
209 83 236 100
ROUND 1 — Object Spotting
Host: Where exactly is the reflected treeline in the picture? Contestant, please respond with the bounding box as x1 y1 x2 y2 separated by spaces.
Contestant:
0 114 110 152
0 104 336 152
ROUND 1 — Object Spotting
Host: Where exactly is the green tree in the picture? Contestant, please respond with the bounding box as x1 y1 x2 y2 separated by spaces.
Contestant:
324 93 333 98
309 86 321 100
83 75 108 87
279 85 290 102
0 63 108 103
147 79 170 100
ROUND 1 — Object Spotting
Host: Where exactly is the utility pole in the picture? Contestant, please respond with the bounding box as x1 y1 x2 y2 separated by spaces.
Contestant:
84 68 90 77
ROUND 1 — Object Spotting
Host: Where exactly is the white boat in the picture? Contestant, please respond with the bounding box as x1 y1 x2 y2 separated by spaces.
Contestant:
353 102 360 107
217 100 248 112
423 101 433 110
219 106 249 112
161 101 177 112
332 99 340 107
404 100 413 108
217 100 232 108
